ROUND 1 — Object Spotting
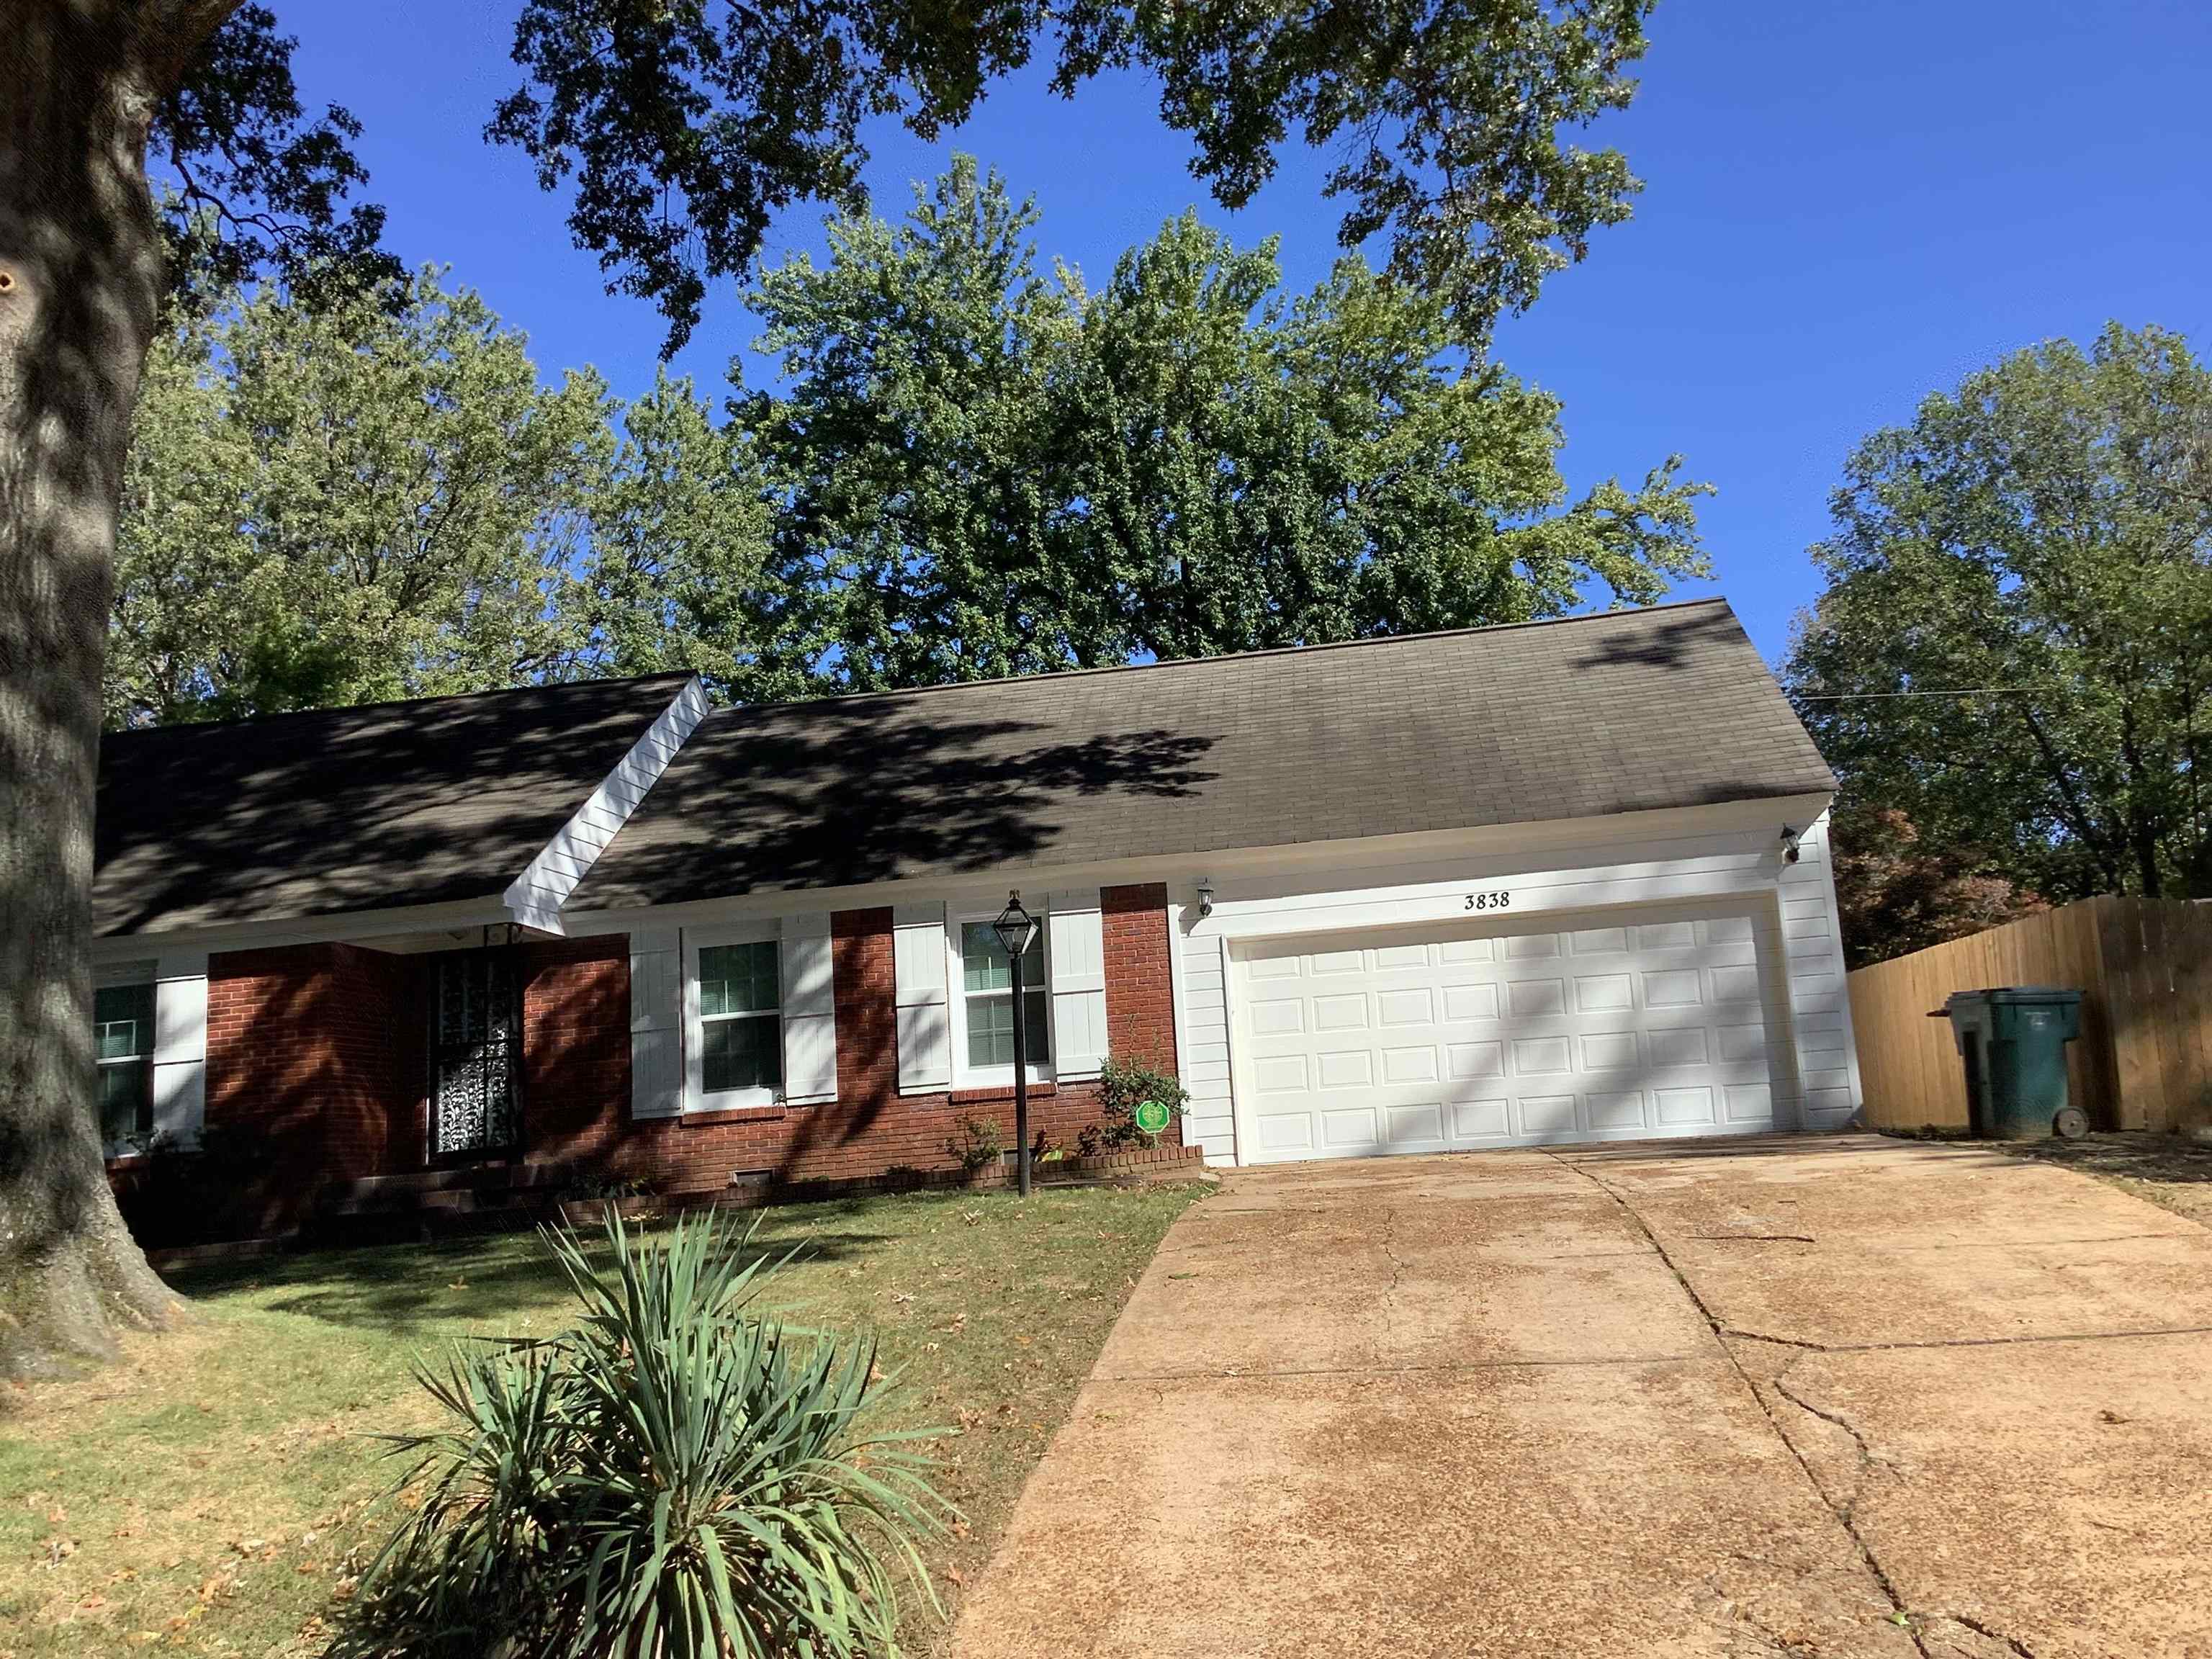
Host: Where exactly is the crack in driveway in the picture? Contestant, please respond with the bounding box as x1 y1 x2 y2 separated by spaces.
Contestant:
1541 1149 1938 1658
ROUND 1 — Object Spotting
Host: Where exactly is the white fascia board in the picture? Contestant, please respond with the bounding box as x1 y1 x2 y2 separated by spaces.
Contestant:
91 896 522 963
502 677 710 936
549 791 1840 940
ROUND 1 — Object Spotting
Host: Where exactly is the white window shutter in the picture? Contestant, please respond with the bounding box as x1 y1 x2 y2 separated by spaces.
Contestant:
1047 889 1108 1081
893 903 950 1092
152 952 209 1148
781 913 839 1105
629 926 683 1118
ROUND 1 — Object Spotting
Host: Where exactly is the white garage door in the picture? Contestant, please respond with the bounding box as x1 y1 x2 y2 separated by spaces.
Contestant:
1233 908 1781 1163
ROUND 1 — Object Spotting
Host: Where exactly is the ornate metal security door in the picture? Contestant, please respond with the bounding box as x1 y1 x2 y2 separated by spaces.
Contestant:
432 950 521 1156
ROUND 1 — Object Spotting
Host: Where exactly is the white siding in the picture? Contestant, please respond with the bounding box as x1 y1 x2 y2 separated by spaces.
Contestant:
1179 928 1236 1161
1777 808 1861 1130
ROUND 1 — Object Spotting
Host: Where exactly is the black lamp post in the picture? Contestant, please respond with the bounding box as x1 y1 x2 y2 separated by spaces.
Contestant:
992 890 1040 1197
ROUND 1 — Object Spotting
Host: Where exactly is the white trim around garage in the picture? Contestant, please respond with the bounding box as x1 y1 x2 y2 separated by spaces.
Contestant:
1175 807 1858 1166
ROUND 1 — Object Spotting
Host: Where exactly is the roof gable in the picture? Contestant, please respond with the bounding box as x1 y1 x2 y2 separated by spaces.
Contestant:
96 674 698 936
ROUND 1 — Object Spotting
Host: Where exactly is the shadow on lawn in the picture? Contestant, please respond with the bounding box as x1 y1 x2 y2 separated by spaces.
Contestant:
166 1205 912 1334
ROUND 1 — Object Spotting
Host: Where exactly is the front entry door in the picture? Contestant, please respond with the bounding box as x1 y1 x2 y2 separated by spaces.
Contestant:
433 950 522 1157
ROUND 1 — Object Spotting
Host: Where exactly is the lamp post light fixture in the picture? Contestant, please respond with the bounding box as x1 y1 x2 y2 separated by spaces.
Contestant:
992 891 1042 1197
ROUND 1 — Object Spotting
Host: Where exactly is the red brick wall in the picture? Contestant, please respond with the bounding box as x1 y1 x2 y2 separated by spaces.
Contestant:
1103 882 1179 1074
134 884 1187 1229
199 943 416 1229
521 934 631 1169
529 886 1186 1196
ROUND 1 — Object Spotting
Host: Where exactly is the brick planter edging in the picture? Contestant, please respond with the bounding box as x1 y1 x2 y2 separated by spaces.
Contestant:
1053 1143 1208 1177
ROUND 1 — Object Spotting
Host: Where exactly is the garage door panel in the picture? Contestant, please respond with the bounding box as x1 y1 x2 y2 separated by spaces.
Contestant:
1312 993 1368 1030
1452 1096 1512 1138
1381 1045 1439 1084
1508 979 1567 1017
1442 982 1501 1020
1587 1090 1646 1130
1385 1102 1446 1144
1725 1084 1774 1123
1573 973 1635 1012
1578 1030 1641 1071
1642 968 1704 1007
1569 927 1629 953
1511 1035 1575 1075
1518 1094 1580 1136
1654 1086 1717 1125
1235 904 1784 1163
1446 1040 1505 1079
1321 1106 1380 1147
1377 987 1435 1026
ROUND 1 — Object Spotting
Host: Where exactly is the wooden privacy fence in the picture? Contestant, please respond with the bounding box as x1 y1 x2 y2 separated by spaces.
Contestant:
1847 896 2212 1135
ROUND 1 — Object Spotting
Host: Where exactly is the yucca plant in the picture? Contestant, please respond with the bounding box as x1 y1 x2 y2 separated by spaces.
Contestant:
332 1210 950 1658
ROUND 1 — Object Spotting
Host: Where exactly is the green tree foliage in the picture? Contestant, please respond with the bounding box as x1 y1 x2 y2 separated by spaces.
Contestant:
153 5 399 310
108 272 774 727
746 161 1708 693
565 369 778 689
108 269 615 724
1786 323 2212 915
490 0 1655 351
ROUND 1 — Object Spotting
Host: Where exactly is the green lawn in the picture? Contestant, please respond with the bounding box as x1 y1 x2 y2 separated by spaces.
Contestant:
0 1182 1204 1657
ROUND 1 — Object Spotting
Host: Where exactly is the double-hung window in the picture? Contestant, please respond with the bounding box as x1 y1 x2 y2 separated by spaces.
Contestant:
695 936 781 1106
956 918 1050 1083
94 981 156 1154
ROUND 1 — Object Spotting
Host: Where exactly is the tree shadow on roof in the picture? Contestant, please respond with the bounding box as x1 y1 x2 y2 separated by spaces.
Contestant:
598 702 1222 902
1570 604 1744 673
94 677 685 935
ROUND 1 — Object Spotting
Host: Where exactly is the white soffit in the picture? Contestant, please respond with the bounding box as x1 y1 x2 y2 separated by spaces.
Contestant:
503 676 710 935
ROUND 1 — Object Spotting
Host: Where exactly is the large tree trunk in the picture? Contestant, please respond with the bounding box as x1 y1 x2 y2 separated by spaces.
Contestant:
0 1 234 1376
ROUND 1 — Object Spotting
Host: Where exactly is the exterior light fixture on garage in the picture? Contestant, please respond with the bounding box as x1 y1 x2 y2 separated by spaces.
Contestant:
1197 878 1215 920
992 890 1042 1197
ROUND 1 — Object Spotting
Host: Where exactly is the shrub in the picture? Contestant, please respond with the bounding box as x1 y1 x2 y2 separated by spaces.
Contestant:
1078 1054 1190 1156
333 1210 950 1658
943 1115 1004 1180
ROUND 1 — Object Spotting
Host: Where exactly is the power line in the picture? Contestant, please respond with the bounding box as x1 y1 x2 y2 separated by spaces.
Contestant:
1794 687 2039 701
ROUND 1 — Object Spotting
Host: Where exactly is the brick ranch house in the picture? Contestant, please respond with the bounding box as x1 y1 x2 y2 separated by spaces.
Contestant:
92 600 1861 1244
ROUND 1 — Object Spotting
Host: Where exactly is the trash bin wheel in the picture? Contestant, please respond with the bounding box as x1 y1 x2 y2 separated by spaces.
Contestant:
2053 1106 2090 1140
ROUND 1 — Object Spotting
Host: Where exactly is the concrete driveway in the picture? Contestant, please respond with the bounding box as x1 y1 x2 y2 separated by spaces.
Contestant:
950 1136 2212 1658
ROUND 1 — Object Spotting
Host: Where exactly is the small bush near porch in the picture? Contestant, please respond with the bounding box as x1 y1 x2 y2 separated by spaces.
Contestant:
0 1183 1203 1657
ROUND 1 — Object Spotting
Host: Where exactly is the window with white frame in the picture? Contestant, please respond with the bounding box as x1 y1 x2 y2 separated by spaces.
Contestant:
953 917 1051 1082
94 980 156 1154
696 937 781 1103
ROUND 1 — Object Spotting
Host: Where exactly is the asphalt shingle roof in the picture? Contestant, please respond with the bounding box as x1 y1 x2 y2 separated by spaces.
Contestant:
96 674 692 935
572 599 1834 912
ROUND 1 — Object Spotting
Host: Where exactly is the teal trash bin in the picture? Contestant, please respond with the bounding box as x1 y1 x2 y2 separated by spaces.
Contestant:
1938 987 2085 1141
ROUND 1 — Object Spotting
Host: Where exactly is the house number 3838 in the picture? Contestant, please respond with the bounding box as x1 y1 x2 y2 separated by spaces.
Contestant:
1465 890 1512 911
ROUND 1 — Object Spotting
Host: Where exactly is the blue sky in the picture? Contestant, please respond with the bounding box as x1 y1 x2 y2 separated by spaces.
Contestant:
274 0 2212 662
